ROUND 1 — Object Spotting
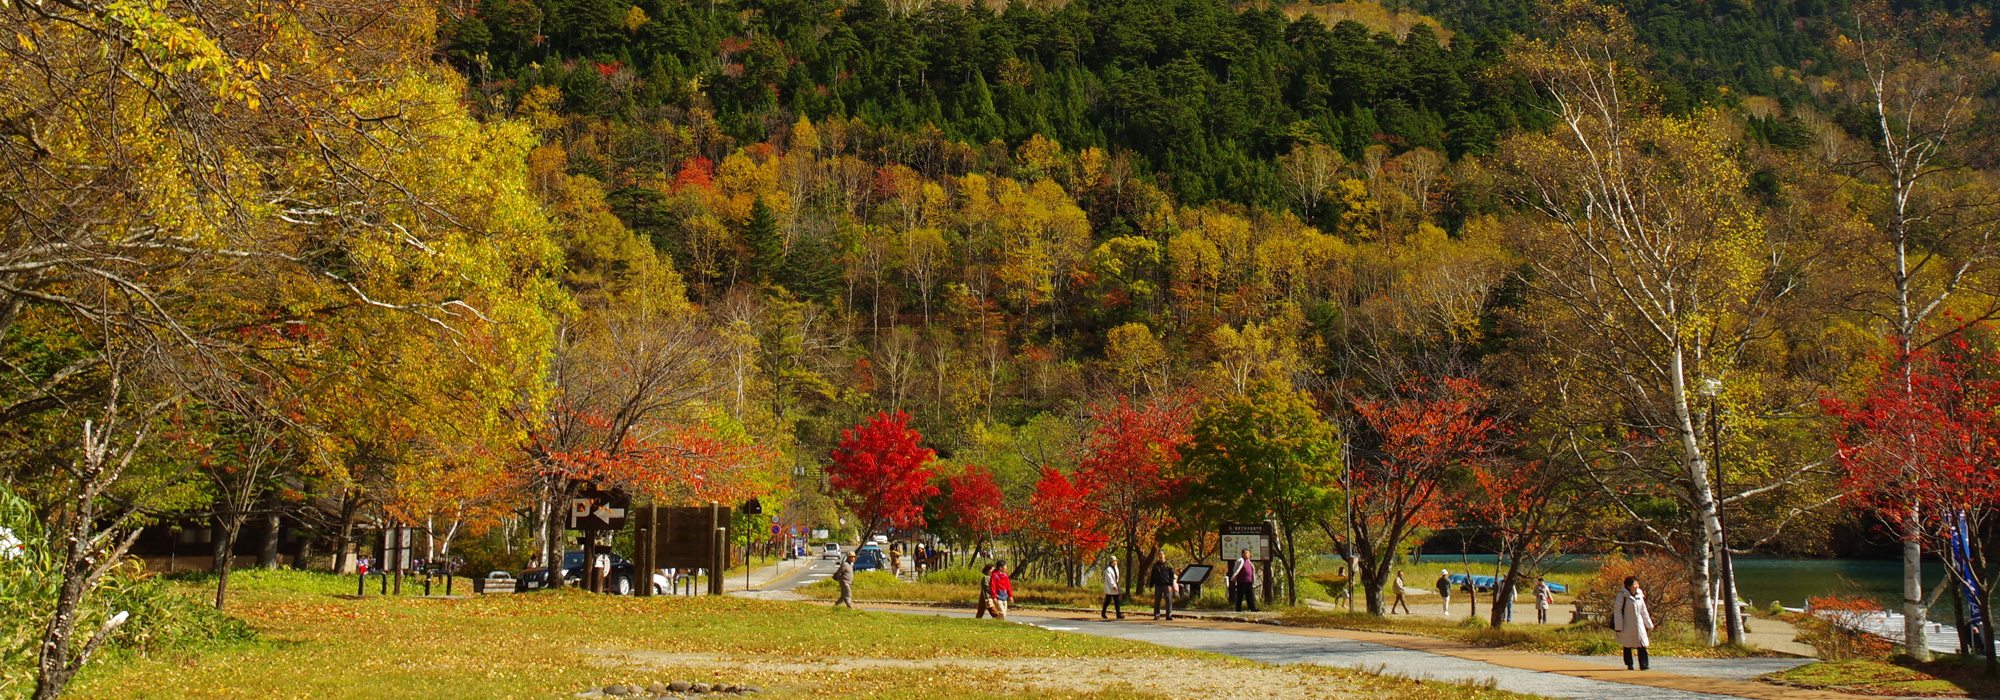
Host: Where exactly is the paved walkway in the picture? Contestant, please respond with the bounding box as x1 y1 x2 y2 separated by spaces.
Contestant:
854 604 1895 700
1318 590 1817 657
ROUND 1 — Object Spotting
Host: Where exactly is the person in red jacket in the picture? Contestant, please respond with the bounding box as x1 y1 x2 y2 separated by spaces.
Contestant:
988 560 1014 620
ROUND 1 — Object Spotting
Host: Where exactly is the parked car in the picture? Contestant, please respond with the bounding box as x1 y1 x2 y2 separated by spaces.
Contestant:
516 551 636 595
853 545 884 572
822 543 841 558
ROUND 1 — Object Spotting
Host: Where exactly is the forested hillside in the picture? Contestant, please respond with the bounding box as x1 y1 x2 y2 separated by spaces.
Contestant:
436 0 1990 208
439 0 1533 208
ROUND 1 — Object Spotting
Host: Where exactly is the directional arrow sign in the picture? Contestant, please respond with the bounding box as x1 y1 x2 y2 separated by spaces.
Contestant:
569 488 630 531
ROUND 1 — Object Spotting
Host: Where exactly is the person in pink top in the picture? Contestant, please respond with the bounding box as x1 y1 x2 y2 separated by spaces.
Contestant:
988 560 1014 620
1231 549 1258 612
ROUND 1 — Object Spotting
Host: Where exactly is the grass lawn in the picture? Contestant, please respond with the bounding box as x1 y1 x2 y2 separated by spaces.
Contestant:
65 572 1554 700
1764 659 2000 697
1279 610 1780 659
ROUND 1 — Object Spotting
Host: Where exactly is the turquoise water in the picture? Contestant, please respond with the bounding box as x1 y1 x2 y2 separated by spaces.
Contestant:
1406 555 1953 612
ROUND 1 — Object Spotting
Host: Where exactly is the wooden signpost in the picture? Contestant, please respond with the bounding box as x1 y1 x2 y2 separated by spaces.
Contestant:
632 503 731 596
571 487 629 593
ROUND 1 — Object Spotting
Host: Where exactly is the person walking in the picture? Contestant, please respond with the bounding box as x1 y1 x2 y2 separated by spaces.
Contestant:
890 547 902 578
1391 571 1411 614
1534 577 1553 624
1435 569 1453 614
989 560 1013 620
833 552 857 609
1612 576 1655 670
1230 549 1258 613
975 563 995 619
1149 556 1178 620
1101 557 1125 620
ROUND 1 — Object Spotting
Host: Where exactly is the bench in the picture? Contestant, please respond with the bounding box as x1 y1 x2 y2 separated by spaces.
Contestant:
471 576 517 594
1570 607 1605 624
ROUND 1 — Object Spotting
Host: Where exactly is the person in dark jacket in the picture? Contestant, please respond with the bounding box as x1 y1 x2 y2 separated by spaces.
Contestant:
975 563 995 619
1149 557 1179 620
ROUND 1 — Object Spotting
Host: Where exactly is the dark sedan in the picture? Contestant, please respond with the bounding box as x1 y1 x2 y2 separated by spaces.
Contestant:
516 551 636 595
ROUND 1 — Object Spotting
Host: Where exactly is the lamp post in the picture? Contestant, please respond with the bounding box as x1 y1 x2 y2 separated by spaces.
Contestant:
1703 378 1743 646
1343 441 1356 613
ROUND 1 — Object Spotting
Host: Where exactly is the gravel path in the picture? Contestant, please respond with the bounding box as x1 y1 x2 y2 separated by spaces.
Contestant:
1023 616 1745 700
1552 655 1816 682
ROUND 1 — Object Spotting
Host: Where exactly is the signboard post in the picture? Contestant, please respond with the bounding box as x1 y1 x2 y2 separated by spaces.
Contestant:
569 487 629 593
628 504 732 595
381 526 412 596
1220 522 1276 604
1219 523 1271 562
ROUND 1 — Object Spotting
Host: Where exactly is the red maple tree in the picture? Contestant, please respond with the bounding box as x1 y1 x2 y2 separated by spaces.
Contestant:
1348 377 1502 615
929 465 1011 551
1031 466 1110 578
550 422 779 506
1461 457 1592 626
1824 336 2000 634
828 410 941 538
1076 395 1194 586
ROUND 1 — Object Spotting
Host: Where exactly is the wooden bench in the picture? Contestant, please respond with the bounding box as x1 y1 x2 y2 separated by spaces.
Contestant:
1570 606 1605 624
471 576 517 594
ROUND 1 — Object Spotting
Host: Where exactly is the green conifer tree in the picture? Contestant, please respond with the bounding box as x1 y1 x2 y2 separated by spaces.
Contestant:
745 198 784 285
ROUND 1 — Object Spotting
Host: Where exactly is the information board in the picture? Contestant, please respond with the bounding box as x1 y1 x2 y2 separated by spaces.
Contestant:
1219 522 1272 562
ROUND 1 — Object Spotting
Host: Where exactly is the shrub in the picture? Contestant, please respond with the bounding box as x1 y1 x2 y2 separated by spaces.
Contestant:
1795 595 1894 662
1 486 251 696
920 567 986 586
1578 554 1693 624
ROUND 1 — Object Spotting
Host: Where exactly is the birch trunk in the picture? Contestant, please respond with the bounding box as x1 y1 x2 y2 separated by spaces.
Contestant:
1671 350 1723 643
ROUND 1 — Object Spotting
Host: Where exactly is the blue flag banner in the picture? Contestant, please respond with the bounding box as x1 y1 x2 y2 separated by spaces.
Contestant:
1952 510 1986 641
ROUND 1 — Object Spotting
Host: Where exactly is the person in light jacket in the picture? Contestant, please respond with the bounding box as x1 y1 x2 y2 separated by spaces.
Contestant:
1391 571 1411 614
832 553 857 609
1612 576 1655 670
1534 577 1553 624
1101 557 1125 619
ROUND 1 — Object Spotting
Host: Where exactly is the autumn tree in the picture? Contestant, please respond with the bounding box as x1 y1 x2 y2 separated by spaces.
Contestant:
1030 466 1109 585
1463 455 1595 628
1824 334 2000 661
828 411 941 538
926 465 1010 553
1077 396 1195 591
1819 0 2000 657
1500 0 1795 643
1 1 565 695
1344 377 1501 616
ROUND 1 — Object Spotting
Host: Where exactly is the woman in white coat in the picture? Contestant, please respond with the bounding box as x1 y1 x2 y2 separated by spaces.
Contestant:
1101 558 1125 619
1611 576 1655 670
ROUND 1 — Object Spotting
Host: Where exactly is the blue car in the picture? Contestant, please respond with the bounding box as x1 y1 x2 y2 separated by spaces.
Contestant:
854 546 885 572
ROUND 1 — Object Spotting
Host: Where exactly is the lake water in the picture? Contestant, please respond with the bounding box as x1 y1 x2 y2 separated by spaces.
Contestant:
1407 554 1953 615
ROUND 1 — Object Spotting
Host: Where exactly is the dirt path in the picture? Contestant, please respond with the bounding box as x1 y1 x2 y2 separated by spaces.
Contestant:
591 650 1380 699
